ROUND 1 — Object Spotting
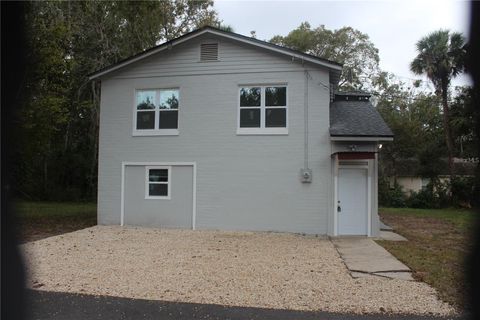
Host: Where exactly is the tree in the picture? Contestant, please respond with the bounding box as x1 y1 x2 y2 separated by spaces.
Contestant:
270 22 380 90
16 0 218 200
450 86 478 158
410 30 467 176
374 72 446 182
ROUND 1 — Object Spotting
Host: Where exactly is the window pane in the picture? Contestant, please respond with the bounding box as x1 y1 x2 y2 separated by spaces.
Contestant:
149 183 168 197
240 87 261 107
266 108 286 127
240 108 260 127
149 169 168 182
136 111 155 129
159 111 178 129
159 90 179 109
137 91 156 110
265 87 286 106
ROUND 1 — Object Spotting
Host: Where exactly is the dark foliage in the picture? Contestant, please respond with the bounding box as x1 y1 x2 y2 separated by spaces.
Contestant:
378 179 406 208
13 1 217 201
380 178 475 209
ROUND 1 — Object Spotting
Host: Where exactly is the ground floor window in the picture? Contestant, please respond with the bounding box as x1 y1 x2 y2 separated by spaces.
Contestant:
145 166 171 199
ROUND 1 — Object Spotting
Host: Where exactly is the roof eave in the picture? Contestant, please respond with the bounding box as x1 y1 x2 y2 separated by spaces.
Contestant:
330 135 394 142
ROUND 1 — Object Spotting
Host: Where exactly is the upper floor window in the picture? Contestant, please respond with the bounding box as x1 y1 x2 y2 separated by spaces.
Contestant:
238 85 287 135
134 89 179 135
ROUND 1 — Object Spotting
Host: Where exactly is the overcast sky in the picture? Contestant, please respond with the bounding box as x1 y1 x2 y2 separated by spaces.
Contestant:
214 0 472 88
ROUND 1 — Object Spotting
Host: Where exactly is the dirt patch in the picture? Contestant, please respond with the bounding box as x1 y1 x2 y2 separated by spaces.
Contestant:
19 216 96 243
21 226 454 315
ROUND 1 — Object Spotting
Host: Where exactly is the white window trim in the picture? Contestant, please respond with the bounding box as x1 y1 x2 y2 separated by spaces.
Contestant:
145 166 172 200
133 88 180 136
133 129 179 136
236 85 288 135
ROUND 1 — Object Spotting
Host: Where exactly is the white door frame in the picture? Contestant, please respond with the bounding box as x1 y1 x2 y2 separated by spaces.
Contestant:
334 161 372 236
121 161 197 229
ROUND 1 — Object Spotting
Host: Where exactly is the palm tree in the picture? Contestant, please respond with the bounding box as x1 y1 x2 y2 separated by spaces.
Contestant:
410 30 466 176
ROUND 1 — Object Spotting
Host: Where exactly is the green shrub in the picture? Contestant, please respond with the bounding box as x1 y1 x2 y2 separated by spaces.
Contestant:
379 179 406 207
406 189 434 208
406 180 450 209
435 180 451 208
383 176 476 209
450 176 475 207
378 177 390 206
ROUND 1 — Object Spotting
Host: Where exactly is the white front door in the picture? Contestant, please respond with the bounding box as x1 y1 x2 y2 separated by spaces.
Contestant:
338 168 368 235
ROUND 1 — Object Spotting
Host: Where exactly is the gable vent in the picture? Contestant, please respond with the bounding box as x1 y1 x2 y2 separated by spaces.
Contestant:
200 43 218 61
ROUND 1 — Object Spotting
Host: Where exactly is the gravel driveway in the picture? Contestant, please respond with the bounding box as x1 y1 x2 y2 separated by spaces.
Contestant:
21 226 454 315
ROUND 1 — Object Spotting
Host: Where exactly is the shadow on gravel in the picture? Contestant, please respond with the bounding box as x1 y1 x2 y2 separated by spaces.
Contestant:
26 289 465 320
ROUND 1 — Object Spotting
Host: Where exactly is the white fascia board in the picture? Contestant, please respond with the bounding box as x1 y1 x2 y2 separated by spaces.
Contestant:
330 136 394 142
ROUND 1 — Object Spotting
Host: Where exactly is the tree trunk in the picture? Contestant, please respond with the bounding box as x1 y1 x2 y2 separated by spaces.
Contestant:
441 79 455 178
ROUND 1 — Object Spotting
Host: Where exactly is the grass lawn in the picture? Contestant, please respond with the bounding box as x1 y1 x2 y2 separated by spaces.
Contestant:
14 201 97 243
378 207 477 311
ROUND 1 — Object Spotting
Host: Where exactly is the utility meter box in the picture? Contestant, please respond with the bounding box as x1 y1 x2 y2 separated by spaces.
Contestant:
300 168 312 183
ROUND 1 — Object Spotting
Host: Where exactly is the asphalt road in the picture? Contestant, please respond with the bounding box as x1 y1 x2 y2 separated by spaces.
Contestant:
23 289 465 320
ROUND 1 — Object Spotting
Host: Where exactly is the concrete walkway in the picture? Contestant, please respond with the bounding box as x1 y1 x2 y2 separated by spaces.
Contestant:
331 238 414 281
380 220 393 231
378 230 408 241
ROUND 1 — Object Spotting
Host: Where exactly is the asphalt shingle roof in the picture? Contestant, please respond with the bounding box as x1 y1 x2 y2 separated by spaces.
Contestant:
330 100 393 138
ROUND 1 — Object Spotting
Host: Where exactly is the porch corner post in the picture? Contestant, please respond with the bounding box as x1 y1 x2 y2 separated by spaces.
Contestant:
375 151 379 216
333 153 339 236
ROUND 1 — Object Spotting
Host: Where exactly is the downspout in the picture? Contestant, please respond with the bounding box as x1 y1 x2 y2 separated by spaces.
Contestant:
300 67 312 183
293 55 312 182
304 69 309 170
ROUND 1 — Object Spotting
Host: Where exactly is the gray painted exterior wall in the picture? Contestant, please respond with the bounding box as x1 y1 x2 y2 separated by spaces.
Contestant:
97 33 378 235
124 165 193 228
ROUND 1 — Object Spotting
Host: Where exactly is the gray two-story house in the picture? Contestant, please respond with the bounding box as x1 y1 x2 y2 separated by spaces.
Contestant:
89 27 393 237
